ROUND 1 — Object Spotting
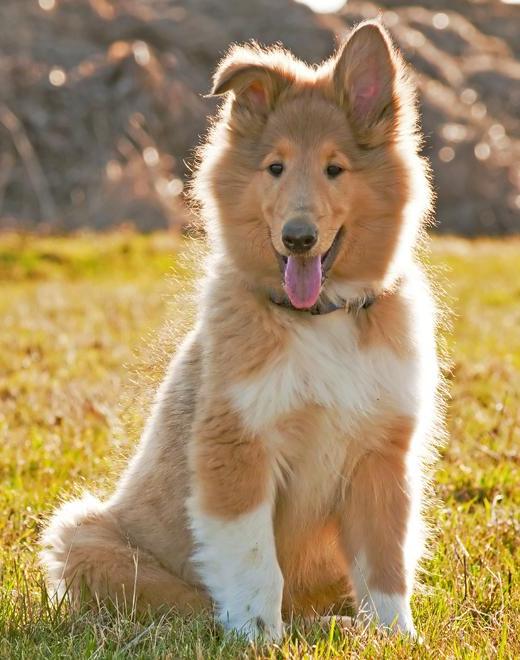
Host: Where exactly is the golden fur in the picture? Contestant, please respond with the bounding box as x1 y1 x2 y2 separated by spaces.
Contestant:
41 21 441 640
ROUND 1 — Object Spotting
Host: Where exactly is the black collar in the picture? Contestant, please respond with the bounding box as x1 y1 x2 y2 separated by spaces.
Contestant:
268 289 376 316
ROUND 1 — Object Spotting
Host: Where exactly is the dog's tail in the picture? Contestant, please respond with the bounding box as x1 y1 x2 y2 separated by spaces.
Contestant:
40 493 207 612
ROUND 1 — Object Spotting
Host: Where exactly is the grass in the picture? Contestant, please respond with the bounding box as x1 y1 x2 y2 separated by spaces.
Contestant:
0 231 519 658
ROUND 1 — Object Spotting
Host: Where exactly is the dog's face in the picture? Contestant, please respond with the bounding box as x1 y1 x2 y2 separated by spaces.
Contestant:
197 22 429 309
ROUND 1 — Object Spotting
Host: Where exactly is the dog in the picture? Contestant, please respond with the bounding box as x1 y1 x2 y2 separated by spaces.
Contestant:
41 21 442 641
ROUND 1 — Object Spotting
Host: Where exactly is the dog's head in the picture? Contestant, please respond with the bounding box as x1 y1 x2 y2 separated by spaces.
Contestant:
194 21 431 309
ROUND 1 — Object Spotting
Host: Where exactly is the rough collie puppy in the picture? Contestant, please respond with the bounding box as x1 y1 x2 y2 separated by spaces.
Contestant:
41 21 441 641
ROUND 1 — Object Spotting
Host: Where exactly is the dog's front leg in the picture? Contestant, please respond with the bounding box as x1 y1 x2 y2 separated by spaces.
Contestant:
187 399 283 641
341 417 420 637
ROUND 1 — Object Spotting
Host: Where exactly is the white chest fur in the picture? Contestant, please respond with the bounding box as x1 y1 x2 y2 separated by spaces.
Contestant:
228 311 424 435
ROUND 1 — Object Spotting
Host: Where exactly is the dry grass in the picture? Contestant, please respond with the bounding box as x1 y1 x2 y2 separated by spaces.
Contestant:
0 232 518 658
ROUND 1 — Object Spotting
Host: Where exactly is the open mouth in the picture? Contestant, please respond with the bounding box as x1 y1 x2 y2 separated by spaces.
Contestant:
275 226 344 310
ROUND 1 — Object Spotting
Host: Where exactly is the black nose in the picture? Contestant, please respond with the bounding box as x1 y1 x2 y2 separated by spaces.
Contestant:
282 219 318 254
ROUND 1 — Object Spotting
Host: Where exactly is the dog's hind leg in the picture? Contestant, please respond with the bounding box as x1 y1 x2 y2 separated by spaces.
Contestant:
40 494 208 613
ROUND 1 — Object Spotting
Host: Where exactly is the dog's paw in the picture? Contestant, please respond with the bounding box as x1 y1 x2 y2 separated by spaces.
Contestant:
221 610 284 642
376 618 417 639
357 592 417 638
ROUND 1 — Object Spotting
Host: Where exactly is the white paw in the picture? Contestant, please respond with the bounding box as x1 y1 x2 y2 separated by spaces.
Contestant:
221 609 284 641
217 563 284 641
378 617 417 639
189 502 285 642
358 591 417 638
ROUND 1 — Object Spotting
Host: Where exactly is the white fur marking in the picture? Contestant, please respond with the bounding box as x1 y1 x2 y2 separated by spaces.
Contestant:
352 552 416 636
188 500 283 641
359 591 415 636
229 311 425 435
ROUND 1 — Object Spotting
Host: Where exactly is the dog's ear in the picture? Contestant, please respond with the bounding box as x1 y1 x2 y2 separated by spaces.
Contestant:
334 22 401 147
211 48 290 113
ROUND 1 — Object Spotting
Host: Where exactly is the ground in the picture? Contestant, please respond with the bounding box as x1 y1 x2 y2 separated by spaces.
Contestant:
0 232 518 658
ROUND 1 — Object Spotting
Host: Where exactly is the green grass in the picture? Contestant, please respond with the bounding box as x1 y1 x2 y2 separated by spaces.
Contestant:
0 232 518 658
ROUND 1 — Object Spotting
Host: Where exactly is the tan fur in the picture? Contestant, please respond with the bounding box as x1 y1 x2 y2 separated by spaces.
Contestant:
41 21 441 636
191 402 270 518
340 416 415 595
40 495 209 612
357 285 413 353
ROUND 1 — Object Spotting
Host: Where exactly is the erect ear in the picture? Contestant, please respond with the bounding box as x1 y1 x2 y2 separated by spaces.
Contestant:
334 22 399 146
211 50 290 113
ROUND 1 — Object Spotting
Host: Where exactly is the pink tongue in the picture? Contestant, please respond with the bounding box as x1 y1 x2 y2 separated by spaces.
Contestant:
284 255 322 309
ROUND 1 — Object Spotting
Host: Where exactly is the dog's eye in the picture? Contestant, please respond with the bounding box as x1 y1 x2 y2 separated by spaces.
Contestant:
326 164 343 179
268 163 284 177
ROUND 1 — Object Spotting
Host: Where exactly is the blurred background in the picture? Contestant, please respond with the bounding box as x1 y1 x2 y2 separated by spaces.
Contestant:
0 0 518 236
